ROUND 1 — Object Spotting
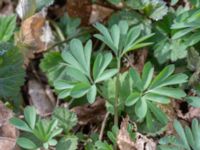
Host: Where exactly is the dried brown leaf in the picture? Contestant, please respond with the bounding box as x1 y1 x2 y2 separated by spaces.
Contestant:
0 0 13 16
117 117 156 150
0 101 18 150
117 117 135 150
72 98 106 125
28 79 55 116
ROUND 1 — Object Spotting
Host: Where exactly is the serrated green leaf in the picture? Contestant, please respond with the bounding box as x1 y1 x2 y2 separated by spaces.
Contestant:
0 15 16 41
0 42 25 103
40 51 68 85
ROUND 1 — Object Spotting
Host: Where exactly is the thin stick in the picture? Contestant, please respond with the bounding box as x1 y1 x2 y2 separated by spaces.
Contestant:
99 112 110 140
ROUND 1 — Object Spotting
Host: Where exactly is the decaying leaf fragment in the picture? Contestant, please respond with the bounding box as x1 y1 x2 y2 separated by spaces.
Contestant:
0 101 18 150
72 98 106 125
0 0 13 16
19 10 54 52
117 117 156 150
28 79 55 116
67 0 113 25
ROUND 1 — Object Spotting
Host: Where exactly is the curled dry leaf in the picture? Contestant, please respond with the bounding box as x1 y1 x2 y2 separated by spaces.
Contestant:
28 79 55 116
19 10 54 52
0 101 18 150
16 9 54 65
117 117 156 150
72 98 106 125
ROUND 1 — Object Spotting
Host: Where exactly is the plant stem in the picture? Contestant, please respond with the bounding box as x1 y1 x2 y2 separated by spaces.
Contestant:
114 58 121 150
99 112 110 140
114 58 121 126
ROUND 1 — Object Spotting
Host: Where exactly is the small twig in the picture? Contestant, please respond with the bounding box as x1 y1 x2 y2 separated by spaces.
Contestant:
45 28 96 51
99 112 110 140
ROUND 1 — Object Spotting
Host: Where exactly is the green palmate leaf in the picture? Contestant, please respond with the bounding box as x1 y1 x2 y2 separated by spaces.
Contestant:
135 98 147 119
94 21 153 58
125 92 140 106
173 120 190 149
149 87 186 99
10 118 32 132
144 93 170 104
53 107 77 133
148 102 168 125
141 62 154 90
24 106 37 129
0 15 16 41
129 68 143 91
70 82 91 98
95 69 118 83
93 53 113 81
87 85 97 104
17 137 37 150
62 39 92 77
127 62 187 120
150 65 175 89
52 39 116 103
0 42 25 103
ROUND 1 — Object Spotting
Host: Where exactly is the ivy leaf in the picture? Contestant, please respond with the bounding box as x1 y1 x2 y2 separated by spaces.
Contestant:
0 15 16 42
0 42 25 102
